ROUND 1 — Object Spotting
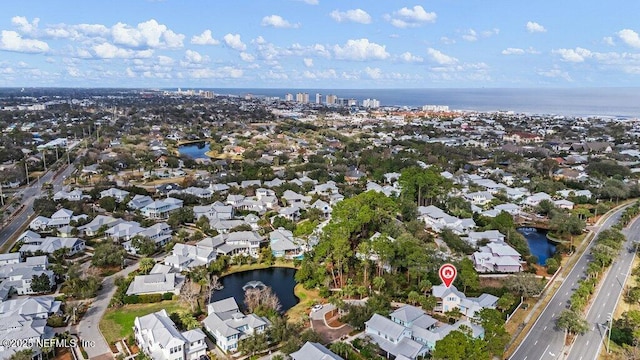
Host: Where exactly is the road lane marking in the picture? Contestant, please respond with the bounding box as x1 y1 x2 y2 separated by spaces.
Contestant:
586 340 589 345
539 345 551 360
544 326 547 330
535 341 538 345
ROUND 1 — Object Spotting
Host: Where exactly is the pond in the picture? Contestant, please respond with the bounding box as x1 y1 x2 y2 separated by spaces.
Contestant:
178 142 209 159
517 227 557 265
210 267 299 313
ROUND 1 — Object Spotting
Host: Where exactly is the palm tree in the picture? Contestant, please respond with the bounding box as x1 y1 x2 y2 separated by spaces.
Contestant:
330 342 351 358
138 257 155 275
372 276 385 293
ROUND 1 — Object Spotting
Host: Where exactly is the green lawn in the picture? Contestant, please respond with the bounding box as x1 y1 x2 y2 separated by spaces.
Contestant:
287 284 322 323
100 301 183 345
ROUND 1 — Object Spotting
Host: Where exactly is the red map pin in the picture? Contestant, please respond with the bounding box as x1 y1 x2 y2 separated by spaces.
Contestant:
439 263 457 288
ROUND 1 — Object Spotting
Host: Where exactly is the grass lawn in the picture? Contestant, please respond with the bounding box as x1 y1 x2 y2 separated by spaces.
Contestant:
224 260 296 276
100 300 183 345
287 284 322 324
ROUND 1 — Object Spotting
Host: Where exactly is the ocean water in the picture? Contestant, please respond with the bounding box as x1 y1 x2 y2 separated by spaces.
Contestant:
200 87 640 118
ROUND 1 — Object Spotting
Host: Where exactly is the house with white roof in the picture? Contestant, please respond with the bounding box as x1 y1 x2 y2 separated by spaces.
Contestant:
164 243 216 271
432 284 498 318
556 189 592 199
366 182 400 197
554 199 575 210
53 187 87 202
263 178 285 188
134 309 207 360
19 236 85 256
464 230 506 246
269 228 303 259
282 190 312 207
291 342 343 360
77 215 123 237
140 197 183 219
122 223 173 254
463 191 494 206
417 205 476 235
127 194 154 210
126 266 185 296
100 188 130 202
193 202 234 222
524 192 553 207
310 199 332 219
365 313 428 359
0 296 60 360
482 203 521 218
202 297 269 353
0 256 54 295
473 242 523 273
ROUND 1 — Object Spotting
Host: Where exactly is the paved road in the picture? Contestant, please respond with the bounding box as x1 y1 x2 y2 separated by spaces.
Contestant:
0 164 76 249
509 207 627 360
77 259 142 359
566 216 639 360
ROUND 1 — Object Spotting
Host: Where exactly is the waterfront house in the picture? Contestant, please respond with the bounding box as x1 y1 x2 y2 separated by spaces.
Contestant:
134 309 207 360
202 297 269 353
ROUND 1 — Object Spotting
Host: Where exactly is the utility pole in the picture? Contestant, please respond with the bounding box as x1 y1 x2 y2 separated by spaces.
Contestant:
25 161 30 186
42 149 47 171
607 313 612 353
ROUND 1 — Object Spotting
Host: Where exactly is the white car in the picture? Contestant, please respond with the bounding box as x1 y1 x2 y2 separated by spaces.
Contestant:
311 304 323 312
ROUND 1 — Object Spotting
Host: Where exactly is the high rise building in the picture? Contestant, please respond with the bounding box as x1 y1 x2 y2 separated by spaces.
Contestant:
296 92 309 103
326 94 337 105
362 98 380 108
347 98 357 106
285 93 294 102
315 93 322 104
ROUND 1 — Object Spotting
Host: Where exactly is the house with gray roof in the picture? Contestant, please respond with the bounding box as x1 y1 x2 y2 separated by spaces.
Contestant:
193 202 234 222
164 243 216 271
0 256 54 295
140 197 183 219
134 309 207 360
100 187 130 202
202 297 269 353
126 268 185 296
269 228 302 259
418 205 476 235
19 236 85 256
291 342 343 360
432 284 498 318
473 242 523 273
77 215 123 237
127 194 154 210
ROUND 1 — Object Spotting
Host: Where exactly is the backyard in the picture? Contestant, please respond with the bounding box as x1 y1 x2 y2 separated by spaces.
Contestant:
99 300 182 345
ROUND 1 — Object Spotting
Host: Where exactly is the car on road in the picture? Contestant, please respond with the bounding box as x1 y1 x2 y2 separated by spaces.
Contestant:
311 304 323 312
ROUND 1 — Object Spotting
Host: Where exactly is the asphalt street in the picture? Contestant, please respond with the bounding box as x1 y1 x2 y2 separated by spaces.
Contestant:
0 164 76 249
566 215 639 360
509 206 626 360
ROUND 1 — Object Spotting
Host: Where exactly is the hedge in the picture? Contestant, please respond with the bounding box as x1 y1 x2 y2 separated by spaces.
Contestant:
123 293 166 304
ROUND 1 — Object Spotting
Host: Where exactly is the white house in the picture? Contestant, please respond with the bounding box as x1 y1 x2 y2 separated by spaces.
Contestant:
417 205 475 235
524 192 552 207
0 256 55 295
100 188 131 202
19 236 85 256
140 197 183 219
126 266 185 296
202 297 269 353
473 242 523 273
164 243 216 271
432 285 498 318
134 309 207 360
291 342 343 360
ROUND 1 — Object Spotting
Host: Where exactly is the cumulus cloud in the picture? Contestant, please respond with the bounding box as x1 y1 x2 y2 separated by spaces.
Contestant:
386 5 437 28
261 15 299 28
190 66 243 79
185 49 208 63
618 29 640 48
303 58 313 67
502 47 525 55
223 33 246 51
427 48 458 65
553 47 592 62
302 69 337 79
330 9 372 24
157 55 174 66
333 38 389 60
296 0 318 4
399 51 423 63
240 52 255 62
462 29 478 42
111 19 184 49
11 16 39 34
364 66 382 79
526 21 546 33
538 66 572 82
0 30 49 53
92 42 153 59
191 30 219 45
603 36 615 46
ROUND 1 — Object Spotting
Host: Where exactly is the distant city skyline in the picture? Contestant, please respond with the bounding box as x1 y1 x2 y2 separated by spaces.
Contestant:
1 0 640 88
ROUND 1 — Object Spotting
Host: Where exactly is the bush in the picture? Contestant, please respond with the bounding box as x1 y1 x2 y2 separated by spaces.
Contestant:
124 295 139 304
138 294 163 303
47 314 66 327
162 292 174 300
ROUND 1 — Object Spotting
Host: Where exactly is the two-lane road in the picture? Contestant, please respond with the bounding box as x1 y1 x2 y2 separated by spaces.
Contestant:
0 164 76 249
566 215 639 360
509 206 627 360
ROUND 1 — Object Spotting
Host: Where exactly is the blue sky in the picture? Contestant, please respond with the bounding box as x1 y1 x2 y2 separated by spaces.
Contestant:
1 0 640 88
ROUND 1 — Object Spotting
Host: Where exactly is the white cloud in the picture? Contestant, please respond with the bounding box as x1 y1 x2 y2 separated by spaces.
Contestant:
92 42 153 59
399 51 423 63
553 47 592 62
440 36 456 45
191 30 219 45
502 48 525 55
66 67 82 78
111 19 184 49
240 52 255 62
0 30 49 53
303 58 313 67
538 66 572 82
190 66 243 79
603 36 615 46
11 16 39 34
364 66 382 79
185 49 208 63
427 48 458 65
386 5 437 28
330 9 372 24
297 0 318 4
618 29 640 48
462 29 477 42
261 15 299 28
157 55 174 66
482 28 500 37
302 69 337 79
223 33 246 51
526 21 546 33
333 38 389 60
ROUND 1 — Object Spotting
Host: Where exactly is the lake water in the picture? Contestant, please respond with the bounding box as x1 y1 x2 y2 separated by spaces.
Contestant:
178 142 209 159
517 227 556 265
210 267 299 313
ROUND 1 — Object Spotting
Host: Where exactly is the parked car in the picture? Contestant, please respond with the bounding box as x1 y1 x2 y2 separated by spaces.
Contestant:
311 304 323 312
